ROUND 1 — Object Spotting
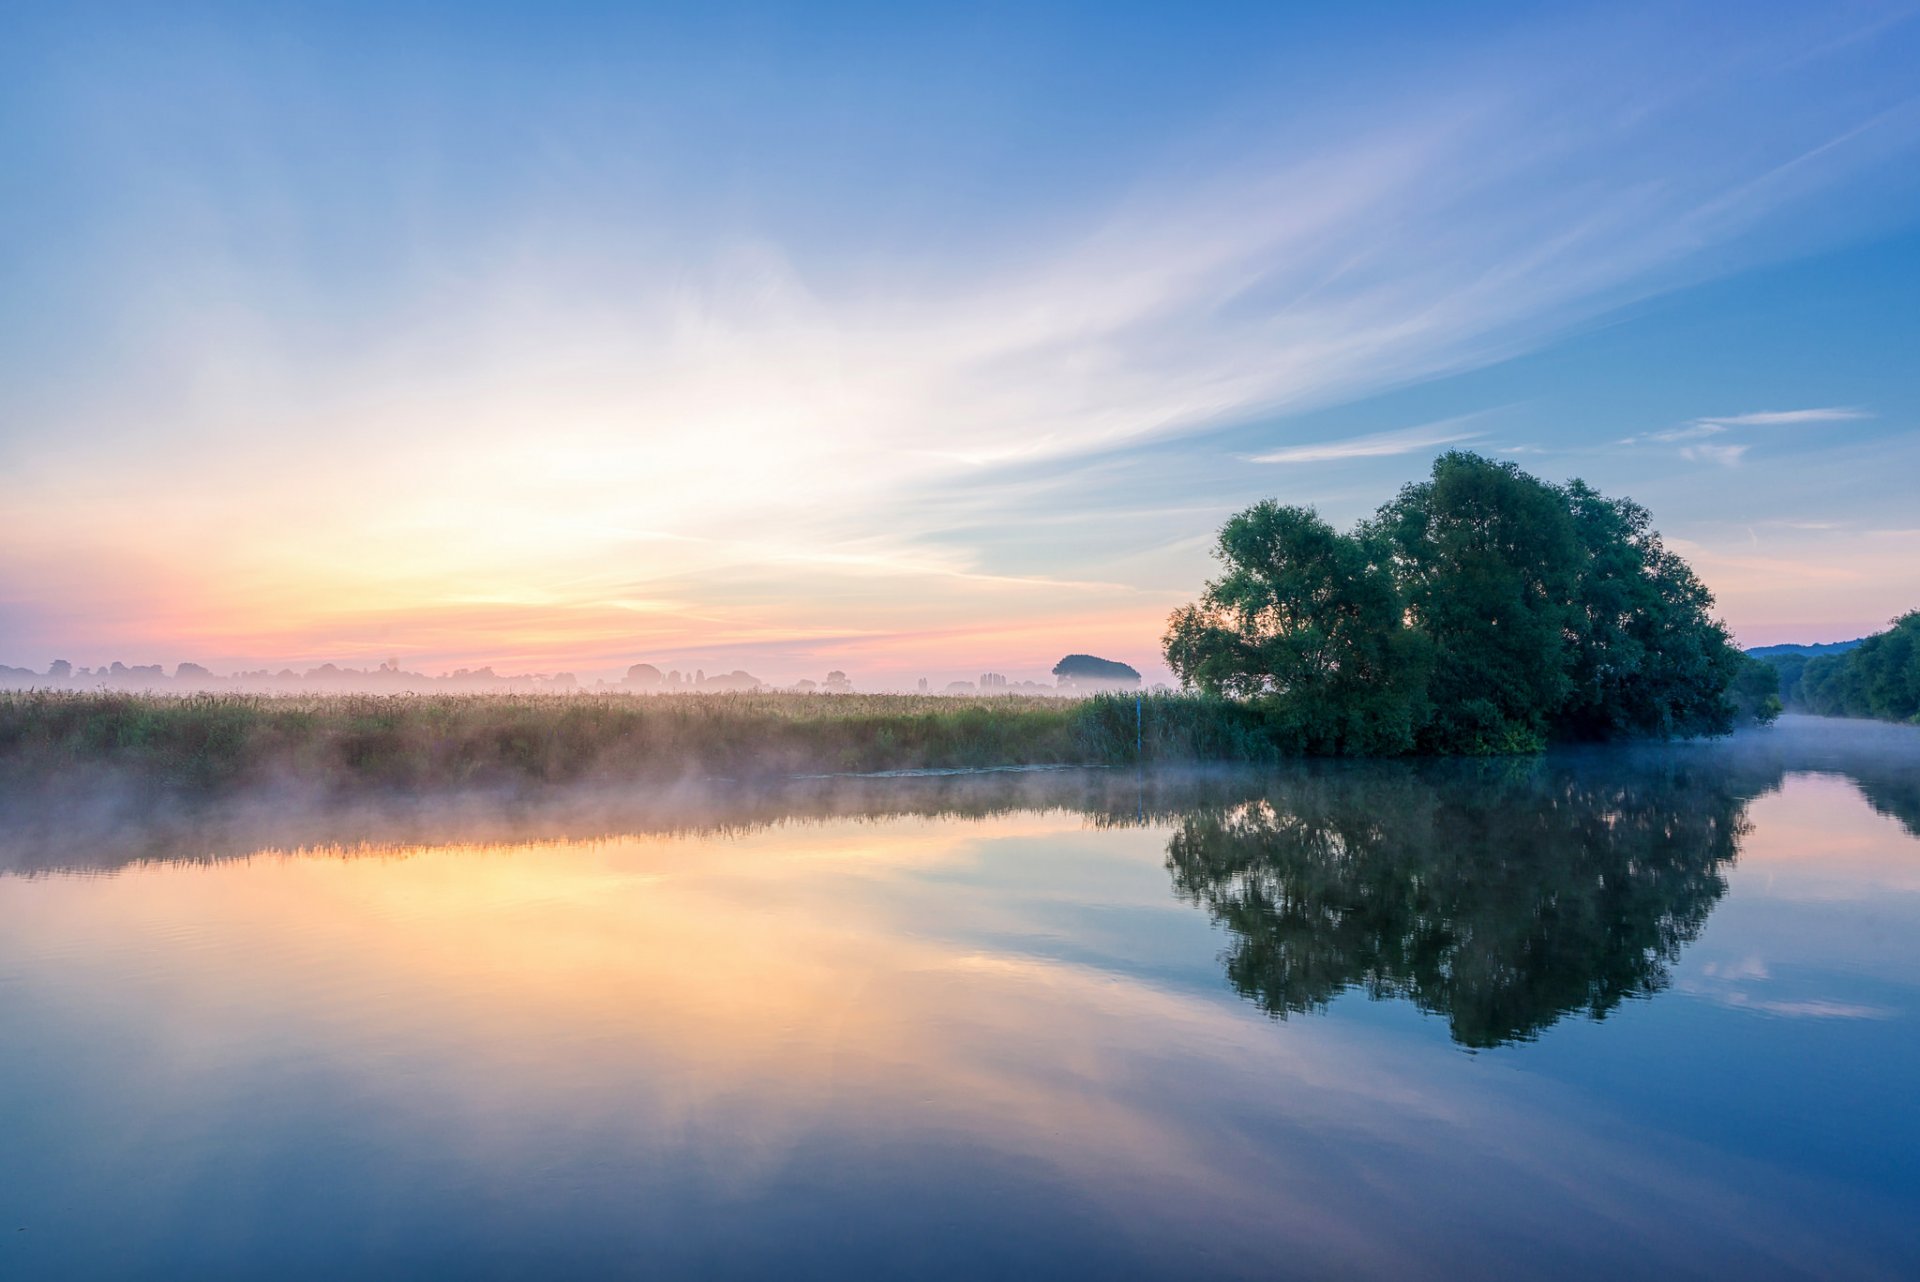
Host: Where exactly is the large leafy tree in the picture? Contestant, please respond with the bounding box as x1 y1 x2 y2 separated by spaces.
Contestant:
1164 452 1751 754
1363 452 1580 752
1555 481 1745 740
1163 502 1428 754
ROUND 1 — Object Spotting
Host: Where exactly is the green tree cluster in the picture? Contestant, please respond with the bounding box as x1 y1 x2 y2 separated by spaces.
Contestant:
1796 611 1920 723
1763 651 1813 706
1164 451 1765 754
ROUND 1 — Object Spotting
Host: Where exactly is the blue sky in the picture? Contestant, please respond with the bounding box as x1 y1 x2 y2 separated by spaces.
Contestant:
2 1 1918 683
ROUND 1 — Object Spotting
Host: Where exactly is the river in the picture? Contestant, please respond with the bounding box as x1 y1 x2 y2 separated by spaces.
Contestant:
2 716 1916 1279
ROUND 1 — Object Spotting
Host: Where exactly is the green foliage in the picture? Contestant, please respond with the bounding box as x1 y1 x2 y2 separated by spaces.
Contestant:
1757 650 1812 707
1365 452 1578 751
1163 502 1429 754
0 690 1275 793
1164 452 1750 754
1555 481 1745 740
1796 611 1920 723
1729 656 1782 727
1073 692 1279 764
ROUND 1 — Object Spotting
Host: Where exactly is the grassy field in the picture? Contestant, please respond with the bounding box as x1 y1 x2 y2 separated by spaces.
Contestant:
0 690 1278 792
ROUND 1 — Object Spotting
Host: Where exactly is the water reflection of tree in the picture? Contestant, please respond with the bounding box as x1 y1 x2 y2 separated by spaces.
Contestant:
1166 760 1753 1047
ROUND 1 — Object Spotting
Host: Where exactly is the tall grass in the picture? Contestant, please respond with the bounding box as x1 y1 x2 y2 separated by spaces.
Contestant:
0 690 1276 793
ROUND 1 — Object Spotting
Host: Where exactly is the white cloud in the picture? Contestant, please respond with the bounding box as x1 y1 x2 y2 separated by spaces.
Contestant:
1246 418 1486 465
1681 442 1749 466
1695 407 1872 427
1642 423 1727 443
1626 406 1871 461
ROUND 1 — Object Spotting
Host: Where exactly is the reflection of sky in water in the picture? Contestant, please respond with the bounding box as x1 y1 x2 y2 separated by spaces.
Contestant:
1 738 1917 1278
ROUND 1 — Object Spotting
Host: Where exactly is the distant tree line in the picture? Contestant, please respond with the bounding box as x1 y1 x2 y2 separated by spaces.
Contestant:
1769 612 1920 724
1164 451 1777 755
0 658 585 694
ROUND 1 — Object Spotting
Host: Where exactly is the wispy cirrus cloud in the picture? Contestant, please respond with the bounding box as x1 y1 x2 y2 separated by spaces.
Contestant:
1245 417 1486 465
1680 441 1749 466
1621 422 1726 445
1625 405 1873 462
1694 407 1873 427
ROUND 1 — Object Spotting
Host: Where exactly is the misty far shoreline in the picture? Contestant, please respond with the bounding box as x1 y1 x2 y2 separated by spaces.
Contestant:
0 652 1150 698
0 689 1226 798
3 683 1914 804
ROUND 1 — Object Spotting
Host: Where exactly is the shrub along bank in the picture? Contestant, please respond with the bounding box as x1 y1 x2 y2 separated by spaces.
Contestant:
0 690 1277 793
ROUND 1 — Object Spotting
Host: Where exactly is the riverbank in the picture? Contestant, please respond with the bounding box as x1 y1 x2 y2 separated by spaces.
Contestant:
0 690 1278 793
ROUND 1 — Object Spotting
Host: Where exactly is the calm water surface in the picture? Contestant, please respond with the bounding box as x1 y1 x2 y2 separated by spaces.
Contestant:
2 716 1917 1279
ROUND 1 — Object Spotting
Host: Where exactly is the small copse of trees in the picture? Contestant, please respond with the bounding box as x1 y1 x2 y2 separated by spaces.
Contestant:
1164 451 1775 755
1051 654 1142 688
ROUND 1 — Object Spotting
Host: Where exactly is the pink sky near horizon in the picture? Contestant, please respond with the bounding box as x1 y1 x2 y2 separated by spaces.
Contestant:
6 501 1911 689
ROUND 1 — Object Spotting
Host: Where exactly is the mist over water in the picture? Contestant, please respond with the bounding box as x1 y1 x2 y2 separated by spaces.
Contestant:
2 716 1918 1278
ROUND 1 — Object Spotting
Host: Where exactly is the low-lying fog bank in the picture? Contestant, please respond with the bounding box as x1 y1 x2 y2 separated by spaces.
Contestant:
0 690 1272 797
3 715 1914 880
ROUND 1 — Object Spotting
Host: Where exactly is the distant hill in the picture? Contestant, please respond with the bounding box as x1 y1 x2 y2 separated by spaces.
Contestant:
1746 639 1864 659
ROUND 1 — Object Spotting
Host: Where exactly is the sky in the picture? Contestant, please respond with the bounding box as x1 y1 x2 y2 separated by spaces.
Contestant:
3 1 1919 688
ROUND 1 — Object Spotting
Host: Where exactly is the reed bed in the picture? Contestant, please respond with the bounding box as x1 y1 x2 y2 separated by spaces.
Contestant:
0 690 1277 793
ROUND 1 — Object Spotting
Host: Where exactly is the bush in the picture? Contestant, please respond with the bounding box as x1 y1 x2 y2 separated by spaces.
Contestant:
0 690 1276 794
